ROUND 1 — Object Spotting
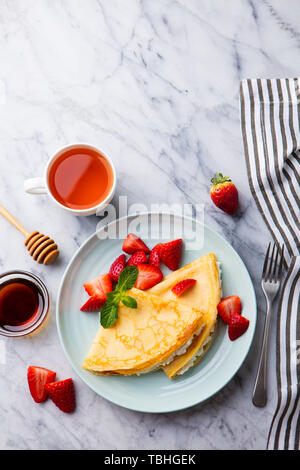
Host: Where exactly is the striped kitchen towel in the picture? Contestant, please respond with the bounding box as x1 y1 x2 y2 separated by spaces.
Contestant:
240 78 300 450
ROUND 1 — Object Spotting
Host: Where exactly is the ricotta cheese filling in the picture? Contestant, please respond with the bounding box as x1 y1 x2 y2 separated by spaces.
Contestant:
136 324 205 375
137 262 222 377
176 262 222 376
176 326 215 376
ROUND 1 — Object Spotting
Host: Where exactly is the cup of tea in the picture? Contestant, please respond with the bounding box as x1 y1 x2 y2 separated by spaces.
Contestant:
24 144 117 216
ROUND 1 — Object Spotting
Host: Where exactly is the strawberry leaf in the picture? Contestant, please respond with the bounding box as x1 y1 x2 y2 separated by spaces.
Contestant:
211 172 231 186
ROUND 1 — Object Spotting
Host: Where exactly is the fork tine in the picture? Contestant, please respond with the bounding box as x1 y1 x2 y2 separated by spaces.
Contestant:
277 245 285 280
262 242 271 280
271 244 280 282
266 243 275 281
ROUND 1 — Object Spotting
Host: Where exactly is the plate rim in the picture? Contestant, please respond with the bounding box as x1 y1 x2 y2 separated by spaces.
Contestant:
56 211 257 413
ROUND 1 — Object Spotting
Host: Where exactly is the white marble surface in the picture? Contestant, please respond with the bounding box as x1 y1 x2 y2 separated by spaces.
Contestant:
0 0 299 450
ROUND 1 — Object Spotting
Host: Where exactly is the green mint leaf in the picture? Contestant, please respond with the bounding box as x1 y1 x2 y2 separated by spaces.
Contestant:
99 266 139 328
106 290 121 305
117 265 138 292
100 301 118 328
121 295 138 309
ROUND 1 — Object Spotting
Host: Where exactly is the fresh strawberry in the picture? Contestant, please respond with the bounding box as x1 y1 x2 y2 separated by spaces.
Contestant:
122 233 150 255
210 173 239 215
109 254 126 282
217 296 242 324
80 296 105 312
83 273 112 301
158 238 183 270
149 244 161 268
135 264 163 290
171 279 196 296
27 366 56 403
45 378 75 413
127 251 148 267
228 313 249 341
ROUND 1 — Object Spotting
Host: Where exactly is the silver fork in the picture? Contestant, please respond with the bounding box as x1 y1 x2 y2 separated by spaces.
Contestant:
252 243 285 407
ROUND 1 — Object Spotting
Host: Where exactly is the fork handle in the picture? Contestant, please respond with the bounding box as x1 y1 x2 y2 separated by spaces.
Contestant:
252 299 273 407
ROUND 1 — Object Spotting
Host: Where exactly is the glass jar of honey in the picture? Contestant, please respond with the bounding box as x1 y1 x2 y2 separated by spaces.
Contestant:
0 271 49 337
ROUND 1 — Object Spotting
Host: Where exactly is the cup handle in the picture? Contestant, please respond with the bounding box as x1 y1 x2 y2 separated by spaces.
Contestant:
24 177 47 194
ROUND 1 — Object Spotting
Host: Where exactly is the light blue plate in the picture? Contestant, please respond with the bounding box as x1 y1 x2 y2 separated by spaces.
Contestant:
57 213 256 413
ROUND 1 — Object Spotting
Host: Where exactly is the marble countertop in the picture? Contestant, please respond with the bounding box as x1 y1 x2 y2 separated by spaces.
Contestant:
0 0 299 450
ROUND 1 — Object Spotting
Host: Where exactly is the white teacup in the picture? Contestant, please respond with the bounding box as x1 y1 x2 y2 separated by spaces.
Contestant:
24 143 117 216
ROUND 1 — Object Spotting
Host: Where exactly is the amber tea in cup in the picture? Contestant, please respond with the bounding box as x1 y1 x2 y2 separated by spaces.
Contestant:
48 146 114 210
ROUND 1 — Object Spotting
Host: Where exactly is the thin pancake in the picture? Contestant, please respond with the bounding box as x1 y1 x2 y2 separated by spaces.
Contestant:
149 253 221 378
163 329 215 378
82 288 205 375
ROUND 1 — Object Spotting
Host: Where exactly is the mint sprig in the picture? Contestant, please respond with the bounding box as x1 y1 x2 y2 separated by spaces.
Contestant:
117 266 139 292
100 302 118 329
100 266 138 328
121 296 138 309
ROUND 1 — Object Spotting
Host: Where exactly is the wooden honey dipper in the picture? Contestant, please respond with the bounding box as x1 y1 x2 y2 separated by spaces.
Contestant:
0 204 59 265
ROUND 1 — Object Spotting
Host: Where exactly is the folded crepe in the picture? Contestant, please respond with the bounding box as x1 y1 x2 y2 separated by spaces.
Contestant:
149 253 221 378
82 288 205 375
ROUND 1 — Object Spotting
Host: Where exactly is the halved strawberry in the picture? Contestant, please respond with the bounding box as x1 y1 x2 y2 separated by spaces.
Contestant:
149 244 161 268
158 238 183 270
122 233 150 255
217 296 241 324
135 264 163 290
80 296 105 312
127 251 148 267
228 313 249 341
27 366 56 403
45 378 75 413
83 273 112 302
109 254 126 282
171 279 196 297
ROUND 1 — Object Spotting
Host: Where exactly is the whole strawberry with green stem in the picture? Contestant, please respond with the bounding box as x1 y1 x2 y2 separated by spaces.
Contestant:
210 173 239 215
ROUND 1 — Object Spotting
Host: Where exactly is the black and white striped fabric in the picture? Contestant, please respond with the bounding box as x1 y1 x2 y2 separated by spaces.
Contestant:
240 78 300 450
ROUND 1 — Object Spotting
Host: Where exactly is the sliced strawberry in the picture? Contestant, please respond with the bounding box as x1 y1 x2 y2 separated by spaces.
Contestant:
45 378 75 413
27 366 56 403
109 254 126 282
127 251 148 267
135 264 163 290
80 296 105 312
158 238 183 270
228 313 249 341
171 279 196 297
122 233 150 255
83 273 112 301
149 244 161 268
217 296 241 324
